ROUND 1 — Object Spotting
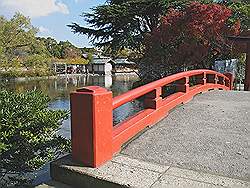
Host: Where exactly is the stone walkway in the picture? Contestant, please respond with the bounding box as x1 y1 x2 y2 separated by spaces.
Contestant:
122 90 250 181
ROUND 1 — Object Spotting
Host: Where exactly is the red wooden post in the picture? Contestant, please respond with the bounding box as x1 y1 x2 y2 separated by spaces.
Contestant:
185 76 190 93
196 73 206 85
214 74 218 84
175 77 189 92
144 87 162 109
70 86 113 167
203 73 207 85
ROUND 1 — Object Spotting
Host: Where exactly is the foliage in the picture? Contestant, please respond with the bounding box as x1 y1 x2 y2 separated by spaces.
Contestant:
0 68 54 78
0 13 38 62
102 47 132 58
38 37 82 59
81 47 97 54
38 37 62 58
0 13 55 78
23 54 51 68
29 39 51 57
0 13 86 78
60 43 81 59
69 0 229 52
68 0 176 52
140 2 241 82
69 0 248 62
0 54 53 78
87 53 93 62
236 53 246 83
68 57 89 65
0 90 70 187
220 0 249 30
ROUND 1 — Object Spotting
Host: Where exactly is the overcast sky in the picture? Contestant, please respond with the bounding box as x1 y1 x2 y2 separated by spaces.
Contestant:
0 0 106 47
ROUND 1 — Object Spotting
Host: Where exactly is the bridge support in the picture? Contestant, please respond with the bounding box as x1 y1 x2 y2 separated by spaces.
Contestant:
70 86 113 167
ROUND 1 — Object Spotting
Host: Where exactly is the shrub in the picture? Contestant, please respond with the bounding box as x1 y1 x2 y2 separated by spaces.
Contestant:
0 90 70 187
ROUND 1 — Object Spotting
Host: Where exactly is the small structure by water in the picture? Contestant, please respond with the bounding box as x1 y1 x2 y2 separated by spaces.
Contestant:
87 55 114 75
54 62 87 74
112 58 137 74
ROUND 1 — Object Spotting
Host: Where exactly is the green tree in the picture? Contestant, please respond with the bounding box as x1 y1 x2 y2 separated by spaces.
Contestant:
0 90 70 187
23 54 51 69
219 0 249 30
68 0 175 52
59 40 81 59
38 37 62 58
30 38 51 57
0 13 37 62
37 38 82 59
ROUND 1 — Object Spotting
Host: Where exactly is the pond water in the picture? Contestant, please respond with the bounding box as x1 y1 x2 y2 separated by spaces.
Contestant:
0 74 142 185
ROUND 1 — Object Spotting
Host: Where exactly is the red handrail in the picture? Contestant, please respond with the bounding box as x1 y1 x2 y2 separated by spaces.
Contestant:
113 69 230 109
70 69 234 167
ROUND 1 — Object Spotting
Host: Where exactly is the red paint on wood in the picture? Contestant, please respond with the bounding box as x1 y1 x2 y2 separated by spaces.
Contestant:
70 87 113 167
70 69 233 167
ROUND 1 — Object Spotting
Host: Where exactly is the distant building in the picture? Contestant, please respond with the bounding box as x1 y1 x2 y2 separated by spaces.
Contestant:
53 62 87 74
53 55 137 75
112 58 136 74
87 55 114 75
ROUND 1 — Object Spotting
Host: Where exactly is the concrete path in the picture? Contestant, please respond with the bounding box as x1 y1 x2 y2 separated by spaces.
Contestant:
122 91 250 181
50 90 250 187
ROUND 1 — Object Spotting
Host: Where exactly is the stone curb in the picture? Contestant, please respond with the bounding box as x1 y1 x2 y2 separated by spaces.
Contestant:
50 154 249 188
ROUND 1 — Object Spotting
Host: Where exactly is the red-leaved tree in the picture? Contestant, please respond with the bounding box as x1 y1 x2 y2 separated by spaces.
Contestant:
141 2 240 82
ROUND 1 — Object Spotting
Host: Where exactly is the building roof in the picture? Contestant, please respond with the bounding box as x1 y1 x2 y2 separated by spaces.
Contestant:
114 58 136 65
91 56 115 64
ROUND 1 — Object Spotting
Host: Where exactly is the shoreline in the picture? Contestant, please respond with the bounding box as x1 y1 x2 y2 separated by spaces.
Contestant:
0 72 139 82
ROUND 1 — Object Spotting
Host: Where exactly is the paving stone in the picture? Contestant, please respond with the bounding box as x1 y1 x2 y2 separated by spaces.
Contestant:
165 167 250 188
151 174 221 188
112 155 170 173
122 91 250 181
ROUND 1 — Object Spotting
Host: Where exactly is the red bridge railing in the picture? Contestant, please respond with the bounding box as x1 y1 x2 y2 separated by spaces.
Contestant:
70 69 234 167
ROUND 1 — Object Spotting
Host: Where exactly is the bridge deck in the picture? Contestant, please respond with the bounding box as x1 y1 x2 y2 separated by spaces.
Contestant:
122 90 250 181
51 90 250 187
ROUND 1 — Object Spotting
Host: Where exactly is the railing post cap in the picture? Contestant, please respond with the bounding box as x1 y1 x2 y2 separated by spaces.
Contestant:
76 86 109 94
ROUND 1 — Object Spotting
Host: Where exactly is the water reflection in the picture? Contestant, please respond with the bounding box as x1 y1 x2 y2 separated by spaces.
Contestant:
1 74 138 98
1 74 142 138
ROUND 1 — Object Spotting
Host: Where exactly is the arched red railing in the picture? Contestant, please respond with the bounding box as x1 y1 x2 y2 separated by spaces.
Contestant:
70 69 234 167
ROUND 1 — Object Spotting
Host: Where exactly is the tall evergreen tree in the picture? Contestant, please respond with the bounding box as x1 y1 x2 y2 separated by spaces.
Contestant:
68 0 180 52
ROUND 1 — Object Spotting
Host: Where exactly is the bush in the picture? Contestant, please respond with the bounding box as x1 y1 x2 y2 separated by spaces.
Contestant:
68 57 89 65
0 68 54 78
0 90 70 187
